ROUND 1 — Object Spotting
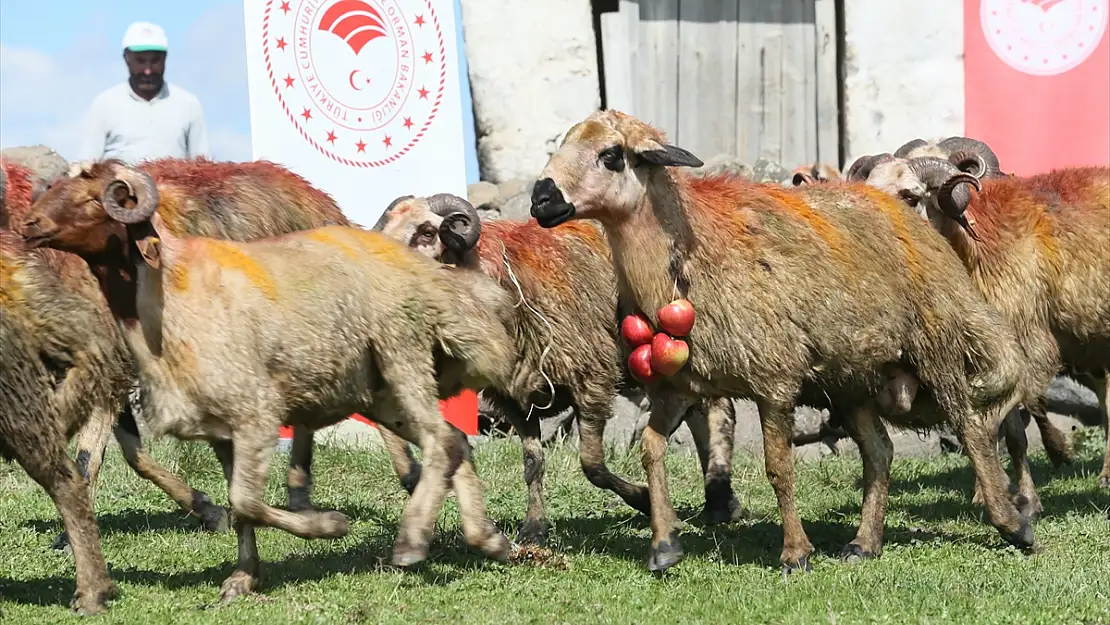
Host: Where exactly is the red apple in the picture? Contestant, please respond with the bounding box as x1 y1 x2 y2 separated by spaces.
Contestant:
650 332 689 376
627 343 659 384
657 298 696 337
621 312 655 347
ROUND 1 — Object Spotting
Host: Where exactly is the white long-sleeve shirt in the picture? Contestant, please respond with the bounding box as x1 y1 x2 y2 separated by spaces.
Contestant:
79 82 210 164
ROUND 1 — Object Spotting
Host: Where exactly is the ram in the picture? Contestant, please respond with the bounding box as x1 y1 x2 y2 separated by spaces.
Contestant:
530 110 1035 575
0 168 130 614
4 159 230 549
795 152 1073 507
371 193 746 545
865 154 1110 491
21 166 517 603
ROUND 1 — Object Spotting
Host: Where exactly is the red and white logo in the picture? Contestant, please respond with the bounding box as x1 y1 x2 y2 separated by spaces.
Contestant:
981 0 1109 76
262 0 448 167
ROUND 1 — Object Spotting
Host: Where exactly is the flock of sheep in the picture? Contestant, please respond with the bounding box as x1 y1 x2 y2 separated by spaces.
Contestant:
0 109 1107 614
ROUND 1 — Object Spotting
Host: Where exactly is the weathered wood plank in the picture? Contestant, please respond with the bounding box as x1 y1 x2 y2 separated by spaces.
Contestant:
776 0 815 169
814 0 840 169
676 0 740 157
635 0 680 140
600 0 641 115
734 5 760 164
760 3 785 163
801 0 818 166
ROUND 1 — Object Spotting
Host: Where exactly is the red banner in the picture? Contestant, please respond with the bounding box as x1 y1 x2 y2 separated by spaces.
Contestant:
965 0 1110 175
278 389 480 440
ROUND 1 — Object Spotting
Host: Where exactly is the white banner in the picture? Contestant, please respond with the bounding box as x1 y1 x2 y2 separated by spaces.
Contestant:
244 0 468 227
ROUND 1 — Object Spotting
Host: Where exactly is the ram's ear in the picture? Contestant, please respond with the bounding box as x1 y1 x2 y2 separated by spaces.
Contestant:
134 235 162 269
632 139 704 168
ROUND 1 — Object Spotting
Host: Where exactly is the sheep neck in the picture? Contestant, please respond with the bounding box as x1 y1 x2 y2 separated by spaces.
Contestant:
604 170 694 321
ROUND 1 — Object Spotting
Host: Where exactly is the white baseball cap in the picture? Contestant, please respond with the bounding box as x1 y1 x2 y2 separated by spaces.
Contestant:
122 21 168 53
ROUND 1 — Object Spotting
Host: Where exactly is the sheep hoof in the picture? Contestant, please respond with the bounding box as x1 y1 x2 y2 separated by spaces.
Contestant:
200 506 231 533
70 582 117 616
50 531 70 552
479 531 512 562
1099 474 1110 490
781 555 812 579
218 570 258 604
701 496 749 526
1001 517 1036 551
516 519 549 546
313 511 350 538
839 543 877 564
646 531 683 574
391 542 429 568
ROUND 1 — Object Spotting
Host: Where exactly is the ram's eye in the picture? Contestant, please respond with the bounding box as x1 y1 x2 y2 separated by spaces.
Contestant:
420 224 437 239
599 145 625 172
898 189 920 207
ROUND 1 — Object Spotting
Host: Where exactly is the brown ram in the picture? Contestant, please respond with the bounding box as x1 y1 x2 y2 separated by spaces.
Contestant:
865 154 1110 491
371 193 747 545
21 166 518 602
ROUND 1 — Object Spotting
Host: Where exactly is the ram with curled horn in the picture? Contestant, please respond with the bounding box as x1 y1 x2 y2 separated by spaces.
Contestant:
21 164 522 603
866 151 1110 498
16 156 386 551
374 191 748 548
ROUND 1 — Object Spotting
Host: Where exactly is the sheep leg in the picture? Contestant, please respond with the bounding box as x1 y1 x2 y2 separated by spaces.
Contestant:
72 404 113 504
1095 375 1110 490
575 398 652 517
210 441 261 604
112 404 230 532
53 403 230 551
1029 402 1074 468
483 391 549 545
51 405 114 551
685 397 748 525
956 413 1035 549
839 401 893 561
757 398 814 575
1001 406 1043 519
224 422 350 541
641 391 690 574
286 425 315 512
439 428 511 560
18 437 117 614
380 351 472 568
973 406 1022 505
380 427 422 494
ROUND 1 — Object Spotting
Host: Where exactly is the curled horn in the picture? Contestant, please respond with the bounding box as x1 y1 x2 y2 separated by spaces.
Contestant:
846 153 896 181
893 138 929 158
427 193 481 253
938 136 1001 178
792 171 817 186
102 165 158 224
908 156 983 241
372 194 415 231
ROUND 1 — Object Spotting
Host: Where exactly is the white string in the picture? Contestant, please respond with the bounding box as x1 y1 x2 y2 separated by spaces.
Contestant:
671 275 680 301
499 240 556 419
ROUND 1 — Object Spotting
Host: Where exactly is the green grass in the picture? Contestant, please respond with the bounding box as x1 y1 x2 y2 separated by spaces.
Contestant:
1 432 1108 625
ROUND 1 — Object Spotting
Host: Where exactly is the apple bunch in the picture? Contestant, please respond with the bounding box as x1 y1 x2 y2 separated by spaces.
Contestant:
620 298 696 384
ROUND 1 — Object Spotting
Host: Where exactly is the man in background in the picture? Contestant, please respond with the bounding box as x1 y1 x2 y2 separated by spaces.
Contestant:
79 21 209 163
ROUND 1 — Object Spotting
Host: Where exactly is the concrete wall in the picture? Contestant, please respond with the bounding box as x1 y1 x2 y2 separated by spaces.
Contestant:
841 0 965 169
458 0 601 183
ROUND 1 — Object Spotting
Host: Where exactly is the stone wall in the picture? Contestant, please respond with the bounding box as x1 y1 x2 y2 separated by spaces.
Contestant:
457 0 601 184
